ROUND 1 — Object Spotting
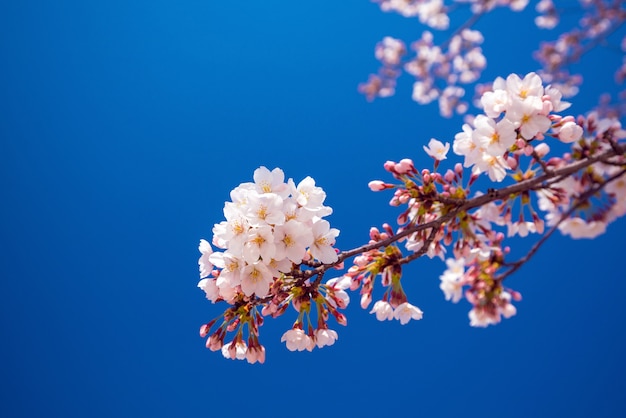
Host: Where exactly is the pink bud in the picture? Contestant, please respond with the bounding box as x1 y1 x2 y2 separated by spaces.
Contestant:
444 169 456 183
360 293 372 309
396 158 415 174
384 161 396 172
507 156 518 170
558 121 583 143
455 163 463 176
199 324 210 338
368 180 388 191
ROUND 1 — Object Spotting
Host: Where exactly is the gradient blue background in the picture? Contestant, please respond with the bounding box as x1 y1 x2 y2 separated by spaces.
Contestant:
2 1 625 417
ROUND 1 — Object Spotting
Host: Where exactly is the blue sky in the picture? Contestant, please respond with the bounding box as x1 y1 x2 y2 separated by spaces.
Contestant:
2 1 625 417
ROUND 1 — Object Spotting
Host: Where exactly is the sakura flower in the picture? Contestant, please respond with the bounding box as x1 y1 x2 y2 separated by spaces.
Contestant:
370 300 394 321
273 220 314 263
558 217 607 239
325 276 351 308
453 123 484 168
310 219 340 264
197 278 219 303
481 88 510 118
326 275 352 290
253 166 289 197
246 192 285 227
544 85 571 112
281 328 312 352
423 138 450 160
266 257 293 277
507 221 537 237
439 258 465 303
221 340 247 360
242 225 276 263
212 211 248 252
292 176 331 216
210 251 243 288
469 307 499 327
506 72 544 102
393 302 424 324
472 115 516 157
476 154 511 182
314 328 339 348
198 239 213 279
240 261 274 297
505 98 551 140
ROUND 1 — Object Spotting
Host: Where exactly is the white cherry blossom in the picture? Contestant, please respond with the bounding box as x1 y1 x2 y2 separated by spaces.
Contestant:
253 166 289 197
240 261 274 297
198 239 213 279
314 329 339 348
242 225 276 263
280 328 312 352
370 300 394 321
197 278 219 303
310 219 340 264
393 302 424 324
423 138 450 160
273 220 314 263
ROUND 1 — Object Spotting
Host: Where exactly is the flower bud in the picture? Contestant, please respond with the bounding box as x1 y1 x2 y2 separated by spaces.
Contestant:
368 180 389 191
558 121 583 143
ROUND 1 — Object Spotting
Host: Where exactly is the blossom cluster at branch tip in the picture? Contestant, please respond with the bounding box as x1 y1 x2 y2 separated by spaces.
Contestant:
199 166 339 302
197 167 341 363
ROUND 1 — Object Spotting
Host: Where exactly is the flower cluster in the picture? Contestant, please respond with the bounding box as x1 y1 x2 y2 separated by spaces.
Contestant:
198 72 625 362
534 0 626 102
455 72 571 182
198 166 339 303
360 28 486 117
197 167 340 363
363 72 626 326
539 113 626 238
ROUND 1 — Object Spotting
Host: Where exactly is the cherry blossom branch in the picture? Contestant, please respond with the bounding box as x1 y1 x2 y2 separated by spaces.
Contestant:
335 142 624 260
197 70 626 362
